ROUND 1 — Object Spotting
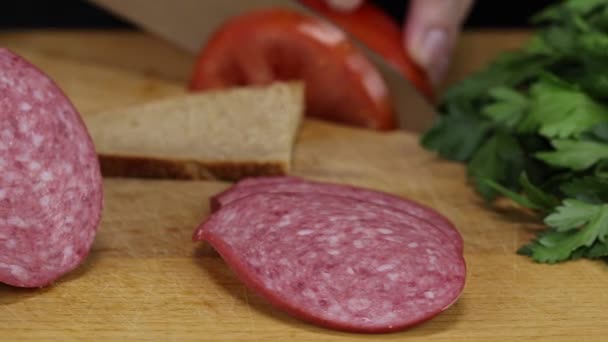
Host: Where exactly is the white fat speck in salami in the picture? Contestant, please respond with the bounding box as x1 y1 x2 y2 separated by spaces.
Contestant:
211 176 463 253
0 49 103 288
195 192 466 333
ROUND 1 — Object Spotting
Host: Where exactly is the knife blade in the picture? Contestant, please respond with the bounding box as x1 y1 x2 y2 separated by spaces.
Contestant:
88 0 437 132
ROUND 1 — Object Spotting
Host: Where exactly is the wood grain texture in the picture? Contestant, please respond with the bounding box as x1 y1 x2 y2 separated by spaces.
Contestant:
1 31 606 341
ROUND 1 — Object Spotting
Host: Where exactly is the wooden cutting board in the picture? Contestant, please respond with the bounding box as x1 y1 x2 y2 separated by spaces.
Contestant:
1 31 607 341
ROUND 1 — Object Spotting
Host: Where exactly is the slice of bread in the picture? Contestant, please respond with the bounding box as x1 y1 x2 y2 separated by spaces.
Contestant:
84 82 304 181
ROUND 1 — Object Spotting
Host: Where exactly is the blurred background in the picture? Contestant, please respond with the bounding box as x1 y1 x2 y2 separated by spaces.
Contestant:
0 0 555 30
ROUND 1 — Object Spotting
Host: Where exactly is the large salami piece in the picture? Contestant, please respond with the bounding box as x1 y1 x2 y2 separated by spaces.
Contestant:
0 49 103 288
211 176 463 253
195 192 466 333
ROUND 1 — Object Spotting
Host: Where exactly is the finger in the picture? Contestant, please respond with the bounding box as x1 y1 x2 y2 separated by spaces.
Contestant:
324 0 365 12
404 0 474 86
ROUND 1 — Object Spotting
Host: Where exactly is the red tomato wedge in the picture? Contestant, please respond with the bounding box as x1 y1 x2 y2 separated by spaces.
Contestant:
298 0 434 101
189 8 397 130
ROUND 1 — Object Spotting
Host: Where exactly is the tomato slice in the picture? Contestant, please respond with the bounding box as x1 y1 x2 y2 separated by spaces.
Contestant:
189 8 397 130
298 0 434 101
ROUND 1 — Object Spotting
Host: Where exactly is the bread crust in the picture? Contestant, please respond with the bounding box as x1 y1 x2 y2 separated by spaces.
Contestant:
99 154 287 181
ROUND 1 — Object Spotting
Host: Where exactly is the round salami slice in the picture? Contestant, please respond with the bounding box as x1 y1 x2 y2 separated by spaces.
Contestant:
0 49 103 288
195 192 466 333
210 176 463 253
210 176 302 211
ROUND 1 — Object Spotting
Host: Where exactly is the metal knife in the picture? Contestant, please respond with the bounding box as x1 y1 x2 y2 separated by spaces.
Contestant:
87 0 437 132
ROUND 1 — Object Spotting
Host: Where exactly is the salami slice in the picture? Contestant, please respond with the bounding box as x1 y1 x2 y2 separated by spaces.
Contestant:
211 176 302 211
194 192 466 333
0 49 103 288
210 176 463 253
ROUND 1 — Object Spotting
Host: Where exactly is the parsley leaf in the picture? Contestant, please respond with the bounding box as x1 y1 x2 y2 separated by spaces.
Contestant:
545 199 599 230
420 114 492 162
442 52 553 105
482 87 529 128
594 160 608 178
584 240 608 258
539 26 579 55
467 132 525 199
533 0 607 24
586 122 608 142
574 56 608 99
579 31 608 57
525 34 555 55
536 139 608 170
565 0 608 15
588 5 608 31
522 200 608 263
560 176 608 203
577 72 608 100
518 76 608 138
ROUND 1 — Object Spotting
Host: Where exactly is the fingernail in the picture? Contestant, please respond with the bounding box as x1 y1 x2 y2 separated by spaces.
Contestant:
418 29 450 86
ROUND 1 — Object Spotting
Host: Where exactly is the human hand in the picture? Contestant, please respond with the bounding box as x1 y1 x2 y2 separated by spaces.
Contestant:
325 0 474 86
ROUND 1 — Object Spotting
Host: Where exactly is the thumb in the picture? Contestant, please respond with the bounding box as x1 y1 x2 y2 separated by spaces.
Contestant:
404 0 473 86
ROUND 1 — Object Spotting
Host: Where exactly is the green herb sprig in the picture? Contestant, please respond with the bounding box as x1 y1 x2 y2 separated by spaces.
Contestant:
421 0 608 263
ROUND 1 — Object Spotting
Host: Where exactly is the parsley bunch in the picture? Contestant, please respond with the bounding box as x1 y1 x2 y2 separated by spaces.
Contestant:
421 0 608 263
